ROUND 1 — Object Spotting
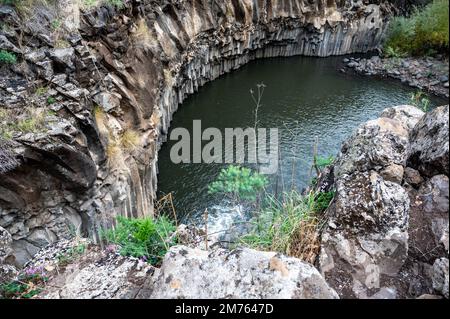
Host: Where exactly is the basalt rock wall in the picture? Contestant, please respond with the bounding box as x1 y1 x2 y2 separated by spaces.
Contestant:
0 0 395 266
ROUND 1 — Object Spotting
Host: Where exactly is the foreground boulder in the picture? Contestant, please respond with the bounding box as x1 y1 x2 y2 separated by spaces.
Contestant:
319 104 449 299
33 241 155 299
408 105 449 177
417 175 449 251
27 240 337 299
149 246 338 299
320 113 413 298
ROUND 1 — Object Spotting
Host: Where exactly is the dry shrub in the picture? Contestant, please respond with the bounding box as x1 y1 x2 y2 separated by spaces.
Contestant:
120 129 140 150
240 190 334 264
287 218 321 264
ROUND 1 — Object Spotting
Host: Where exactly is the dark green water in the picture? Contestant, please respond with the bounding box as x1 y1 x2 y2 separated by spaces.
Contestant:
157 55 445 227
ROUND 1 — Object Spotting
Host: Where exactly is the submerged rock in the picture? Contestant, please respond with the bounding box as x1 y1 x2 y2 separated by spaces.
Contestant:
319 104 449 299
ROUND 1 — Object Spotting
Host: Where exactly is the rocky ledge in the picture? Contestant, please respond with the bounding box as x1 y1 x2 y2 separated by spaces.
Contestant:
1 104 447 299
319 104 449 299
0 0 398 268
342 55 450 98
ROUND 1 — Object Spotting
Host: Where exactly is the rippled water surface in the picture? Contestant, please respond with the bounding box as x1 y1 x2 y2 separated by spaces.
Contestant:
157 55 446 224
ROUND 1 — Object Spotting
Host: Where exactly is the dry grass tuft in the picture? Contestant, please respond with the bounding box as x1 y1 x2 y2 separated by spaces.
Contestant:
119 129 140 151
239 190 333 264
132 18 152 47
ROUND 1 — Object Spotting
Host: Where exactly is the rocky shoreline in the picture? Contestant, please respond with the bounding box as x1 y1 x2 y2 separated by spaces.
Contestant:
342 55 449 98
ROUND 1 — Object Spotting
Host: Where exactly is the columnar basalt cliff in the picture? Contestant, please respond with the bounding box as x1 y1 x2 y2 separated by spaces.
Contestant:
0 0 397 266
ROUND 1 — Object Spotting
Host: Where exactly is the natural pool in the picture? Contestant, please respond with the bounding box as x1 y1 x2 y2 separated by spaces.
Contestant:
157 54 446 229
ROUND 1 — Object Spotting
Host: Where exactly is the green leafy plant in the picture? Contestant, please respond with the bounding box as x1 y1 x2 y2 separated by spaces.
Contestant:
0 50 17 64
384 46 405 58
208 165 268 202
56 243 87 266
47 96 56 105
0 267 48 299
50 19 61 31
384 0 449 56
410 91 431 112
102 215 177 265
0 281 41 299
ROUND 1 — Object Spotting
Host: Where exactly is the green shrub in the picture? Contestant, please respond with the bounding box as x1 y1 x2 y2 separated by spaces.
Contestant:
47 96 56 105
384 46 406 58
315 155 334 170
0 281 41 299
102 215 177 265
208 165 268 201
0 50 17 65
384 0 449 56
0 268 48 299
410 91 431 112
310 191 335 213
56 243 87 266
